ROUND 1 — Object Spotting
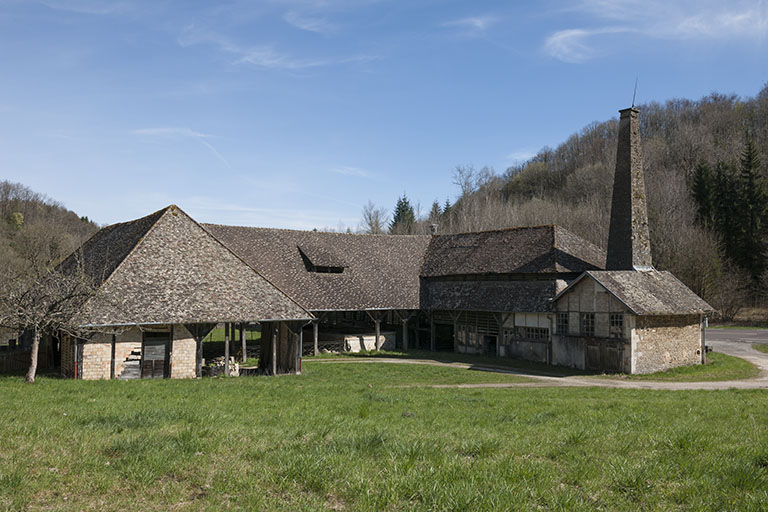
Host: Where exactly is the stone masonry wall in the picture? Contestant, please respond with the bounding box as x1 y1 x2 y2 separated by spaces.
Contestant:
81 334 111 380
171 325 197 379
632 314 701 374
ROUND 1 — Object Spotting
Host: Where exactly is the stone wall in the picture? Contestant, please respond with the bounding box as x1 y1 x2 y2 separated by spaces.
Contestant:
81 333 111 380
113 327 142 379
171 325 197 379
632 314 702 374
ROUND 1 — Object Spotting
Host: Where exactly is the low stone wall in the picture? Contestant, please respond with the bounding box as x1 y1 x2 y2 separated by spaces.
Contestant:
551 335 585 369
501 339 548 363
633 315 701 374
343 331 396 352
171 326 197 379
81 335 111 380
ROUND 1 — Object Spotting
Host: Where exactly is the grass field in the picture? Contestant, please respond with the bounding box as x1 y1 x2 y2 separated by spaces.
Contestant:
754 343 768 355
599 352 760 382
2 362 768 511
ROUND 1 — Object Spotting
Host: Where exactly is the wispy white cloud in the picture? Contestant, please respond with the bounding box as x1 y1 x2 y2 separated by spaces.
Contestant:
546 0 768 62
178 25 376 70
133 127 230 167
283 10 337 34
545 27 633 63
331 166 373 178
441 15 499 35
37 0 130 15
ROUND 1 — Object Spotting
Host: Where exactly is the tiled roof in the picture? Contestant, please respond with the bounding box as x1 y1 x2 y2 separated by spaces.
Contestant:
65 206 312 327
421 225 605 277
204 225 432 311
421 278 569 313
556 270 714 316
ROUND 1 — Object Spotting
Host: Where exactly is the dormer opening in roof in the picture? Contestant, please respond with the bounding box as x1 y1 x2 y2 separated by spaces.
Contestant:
606 107 653 271
297 243 346 274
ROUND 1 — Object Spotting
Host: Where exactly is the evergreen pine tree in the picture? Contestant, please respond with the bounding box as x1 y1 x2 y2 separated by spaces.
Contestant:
733 134 767 291
692 162 715 226
389 194 415 234
713 162 739 259
428 200 442 222
442 198 452 217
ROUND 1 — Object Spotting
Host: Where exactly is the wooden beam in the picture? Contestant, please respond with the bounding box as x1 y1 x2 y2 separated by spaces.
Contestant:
196 331 203 378
430 314 435 352
241 323 247 363
297 325 303 375
271 324 277 376
374 319 381 350
313 320 319 356
224 323 230 376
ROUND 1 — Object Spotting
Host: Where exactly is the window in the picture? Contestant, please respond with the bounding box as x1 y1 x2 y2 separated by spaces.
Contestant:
610 313 624 338
556 313 569 334
580 313 595 337
504 327 549 341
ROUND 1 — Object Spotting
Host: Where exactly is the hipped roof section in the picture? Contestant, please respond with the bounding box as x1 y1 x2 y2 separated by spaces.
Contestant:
204 225 432 311
421 225 606 277
63 205 312 327
555 270 715 316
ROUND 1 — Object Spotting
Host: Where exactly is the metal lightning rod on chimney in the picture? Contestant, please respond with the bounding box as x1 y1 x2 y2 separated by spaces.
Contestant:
632 77 638 108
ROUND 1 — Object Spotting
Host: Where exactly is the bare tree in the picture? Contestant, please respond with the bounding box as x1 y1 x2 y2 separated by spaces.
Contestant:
361 201 388 234
0 235 94 383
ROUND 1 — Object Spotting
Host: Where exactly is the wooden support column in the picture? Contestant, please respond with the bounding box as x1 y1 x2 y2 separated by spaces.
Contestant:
241 323 247 363
430 314 435 352
313 320 319 356
197 333 203 377
224 323 230 376
365 311 384 351
414 314 420 350
451 311 461 353
297 324 303 375
402 318 408 350
271 324 277 376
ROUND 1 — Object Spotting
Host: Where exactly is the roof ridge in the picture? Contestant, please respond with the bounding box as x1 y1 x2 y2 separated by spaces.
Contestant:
202 223 431 239
76 205 172 319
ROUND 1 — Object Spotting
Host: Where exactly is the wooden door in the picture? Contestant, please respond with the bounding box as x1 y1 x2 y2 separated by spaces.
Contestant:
141 332 169 379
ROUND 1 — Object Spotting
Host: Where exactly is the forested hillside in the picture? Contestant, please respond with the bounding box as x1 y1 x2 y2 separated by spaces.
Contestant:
371 85 768 317
0 181 98 272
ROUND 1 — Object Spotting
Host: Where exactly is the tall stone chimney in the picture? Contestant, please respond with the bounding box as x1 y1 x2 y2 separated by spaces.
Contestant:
606 107 653 270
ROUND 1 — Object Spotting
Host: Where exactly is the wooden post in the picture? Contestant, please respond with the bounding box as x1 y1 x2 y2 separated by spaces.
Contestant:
374 319 381 350
196 331 203 378
402 318 408 351
452 312 461 353
241 323 247 363
297 325 303 375
313 320 319 356
224 323 230 376
430 314 435 352
271 324 277 376
414 314 420 350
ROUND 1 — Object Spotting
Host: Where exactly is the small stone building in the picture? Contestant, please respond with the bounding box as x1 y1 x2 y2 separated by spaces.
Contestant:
552 270 712 373
58 205 312 380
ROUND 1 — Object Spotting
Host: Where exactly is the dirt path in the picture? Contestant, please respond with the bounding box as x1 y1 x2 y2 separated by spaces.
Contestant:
310 331 768 390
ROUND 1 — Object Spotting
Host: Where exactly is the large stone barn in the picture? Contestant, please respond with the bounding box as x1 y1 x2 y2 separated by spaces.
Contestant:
57 205 313 380
56 105 713 378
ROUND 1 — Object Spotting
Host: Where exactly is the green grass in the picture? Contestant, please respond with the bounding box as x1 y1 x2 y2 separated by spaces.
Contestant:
754 343 768 354
598 352 760 382
310 349 590 377
2 363 768 510
202 327 261 343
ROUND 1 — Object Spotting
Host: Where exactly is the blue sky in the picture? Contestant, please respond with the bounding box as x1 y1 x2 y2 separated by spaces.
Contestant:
1 0 766 229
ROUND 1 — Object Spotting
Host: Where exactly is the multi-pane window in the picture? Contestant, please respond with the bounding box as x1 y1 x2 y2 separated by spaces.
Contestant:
556 312 569 334
580 313 595 336
610 313 624 338
503 327 549 342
